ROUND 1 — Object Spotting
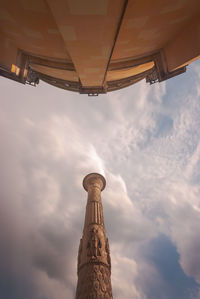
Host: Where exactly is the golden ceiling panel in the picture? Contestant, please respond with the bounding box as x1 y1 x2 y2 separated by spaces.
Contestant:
30 64 79 82
112 0 200 61
107 61 154 81
46 0 125 86
67 0 108 16
0 1 70 60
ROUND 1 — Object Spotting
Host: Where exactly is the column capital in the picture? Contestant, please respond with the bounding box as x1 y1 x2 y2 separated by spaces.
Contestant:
83 173 106 191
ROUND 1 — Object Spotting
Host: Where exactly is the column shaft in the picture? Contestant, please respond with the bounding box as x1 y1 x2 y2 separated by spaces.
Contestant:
76 173 113 299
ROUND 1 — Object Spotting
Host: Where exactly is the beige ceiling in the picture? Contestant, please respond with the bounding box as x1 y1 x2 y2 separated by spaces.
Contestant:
0 0 199 88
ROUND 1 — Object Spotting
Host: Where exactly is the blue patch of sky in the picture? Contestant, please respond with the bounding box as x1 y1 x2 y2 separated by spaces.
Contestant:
161 61 199 112
189 159 200 186
132 113 174 150
153 114 174 138
0 271 37 299
142 234 200 299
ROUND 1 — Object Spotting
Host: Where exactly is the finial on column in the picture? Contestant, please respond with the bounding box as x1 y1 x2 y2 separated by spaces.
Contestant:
83 172 106 191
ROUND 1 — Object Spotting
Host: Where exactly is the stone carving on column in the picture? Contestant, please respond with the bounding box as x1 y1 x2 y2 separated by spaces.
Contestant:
105 238 111 267
87 228 102 258
76 173 113 299
76 264 113 299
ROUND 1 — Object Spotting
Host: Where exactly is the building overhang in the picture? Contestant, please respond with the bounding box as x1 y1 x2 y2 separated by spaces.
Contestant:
0 0 199 94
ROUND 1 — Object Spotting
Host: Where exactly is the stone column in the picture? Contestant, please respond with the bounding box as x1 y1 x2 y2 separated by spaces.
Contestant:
76 173 113 299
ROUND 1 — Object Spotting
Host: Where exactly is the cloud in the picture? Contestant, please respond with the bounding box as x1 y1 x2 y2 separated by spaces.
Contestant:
0 60 200 299
112 252 146 299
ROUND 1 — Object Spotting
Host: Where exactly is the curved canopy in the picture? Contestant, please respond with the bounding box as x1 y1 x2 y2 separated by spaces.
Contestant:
0 0 199 94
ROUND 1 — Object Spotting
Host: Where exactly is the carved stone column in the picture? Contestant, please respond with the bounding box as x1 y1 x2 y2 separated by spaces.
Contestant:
76 173 113 299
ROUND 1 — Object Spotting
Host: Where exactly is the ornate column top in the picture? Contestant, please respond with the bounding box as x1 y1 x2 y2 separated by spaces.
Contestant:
83 173 106 192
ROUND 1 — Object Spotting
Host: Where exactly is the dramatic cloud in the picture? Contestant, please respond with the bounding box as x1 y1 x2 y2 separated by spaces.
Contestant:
0 60 200 299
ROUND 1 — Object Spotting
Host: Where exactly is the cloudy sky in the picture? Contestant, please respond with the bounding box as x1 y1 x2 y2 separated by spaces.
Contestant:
1 60 200 299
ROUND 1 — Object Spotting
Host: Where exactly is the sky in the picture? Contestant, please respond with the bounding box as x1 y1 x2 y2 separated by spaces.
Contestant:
0 60 200 299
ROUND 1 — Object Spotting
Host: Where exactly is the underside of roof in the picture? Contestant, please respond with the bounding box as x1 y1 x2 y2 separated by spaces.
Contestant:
0 0 199 94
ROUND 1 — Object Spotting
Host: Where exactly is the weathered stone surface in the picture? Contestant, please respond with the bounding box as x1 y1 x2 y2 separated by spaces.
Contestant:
76 264 112 299
76 173 113 299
